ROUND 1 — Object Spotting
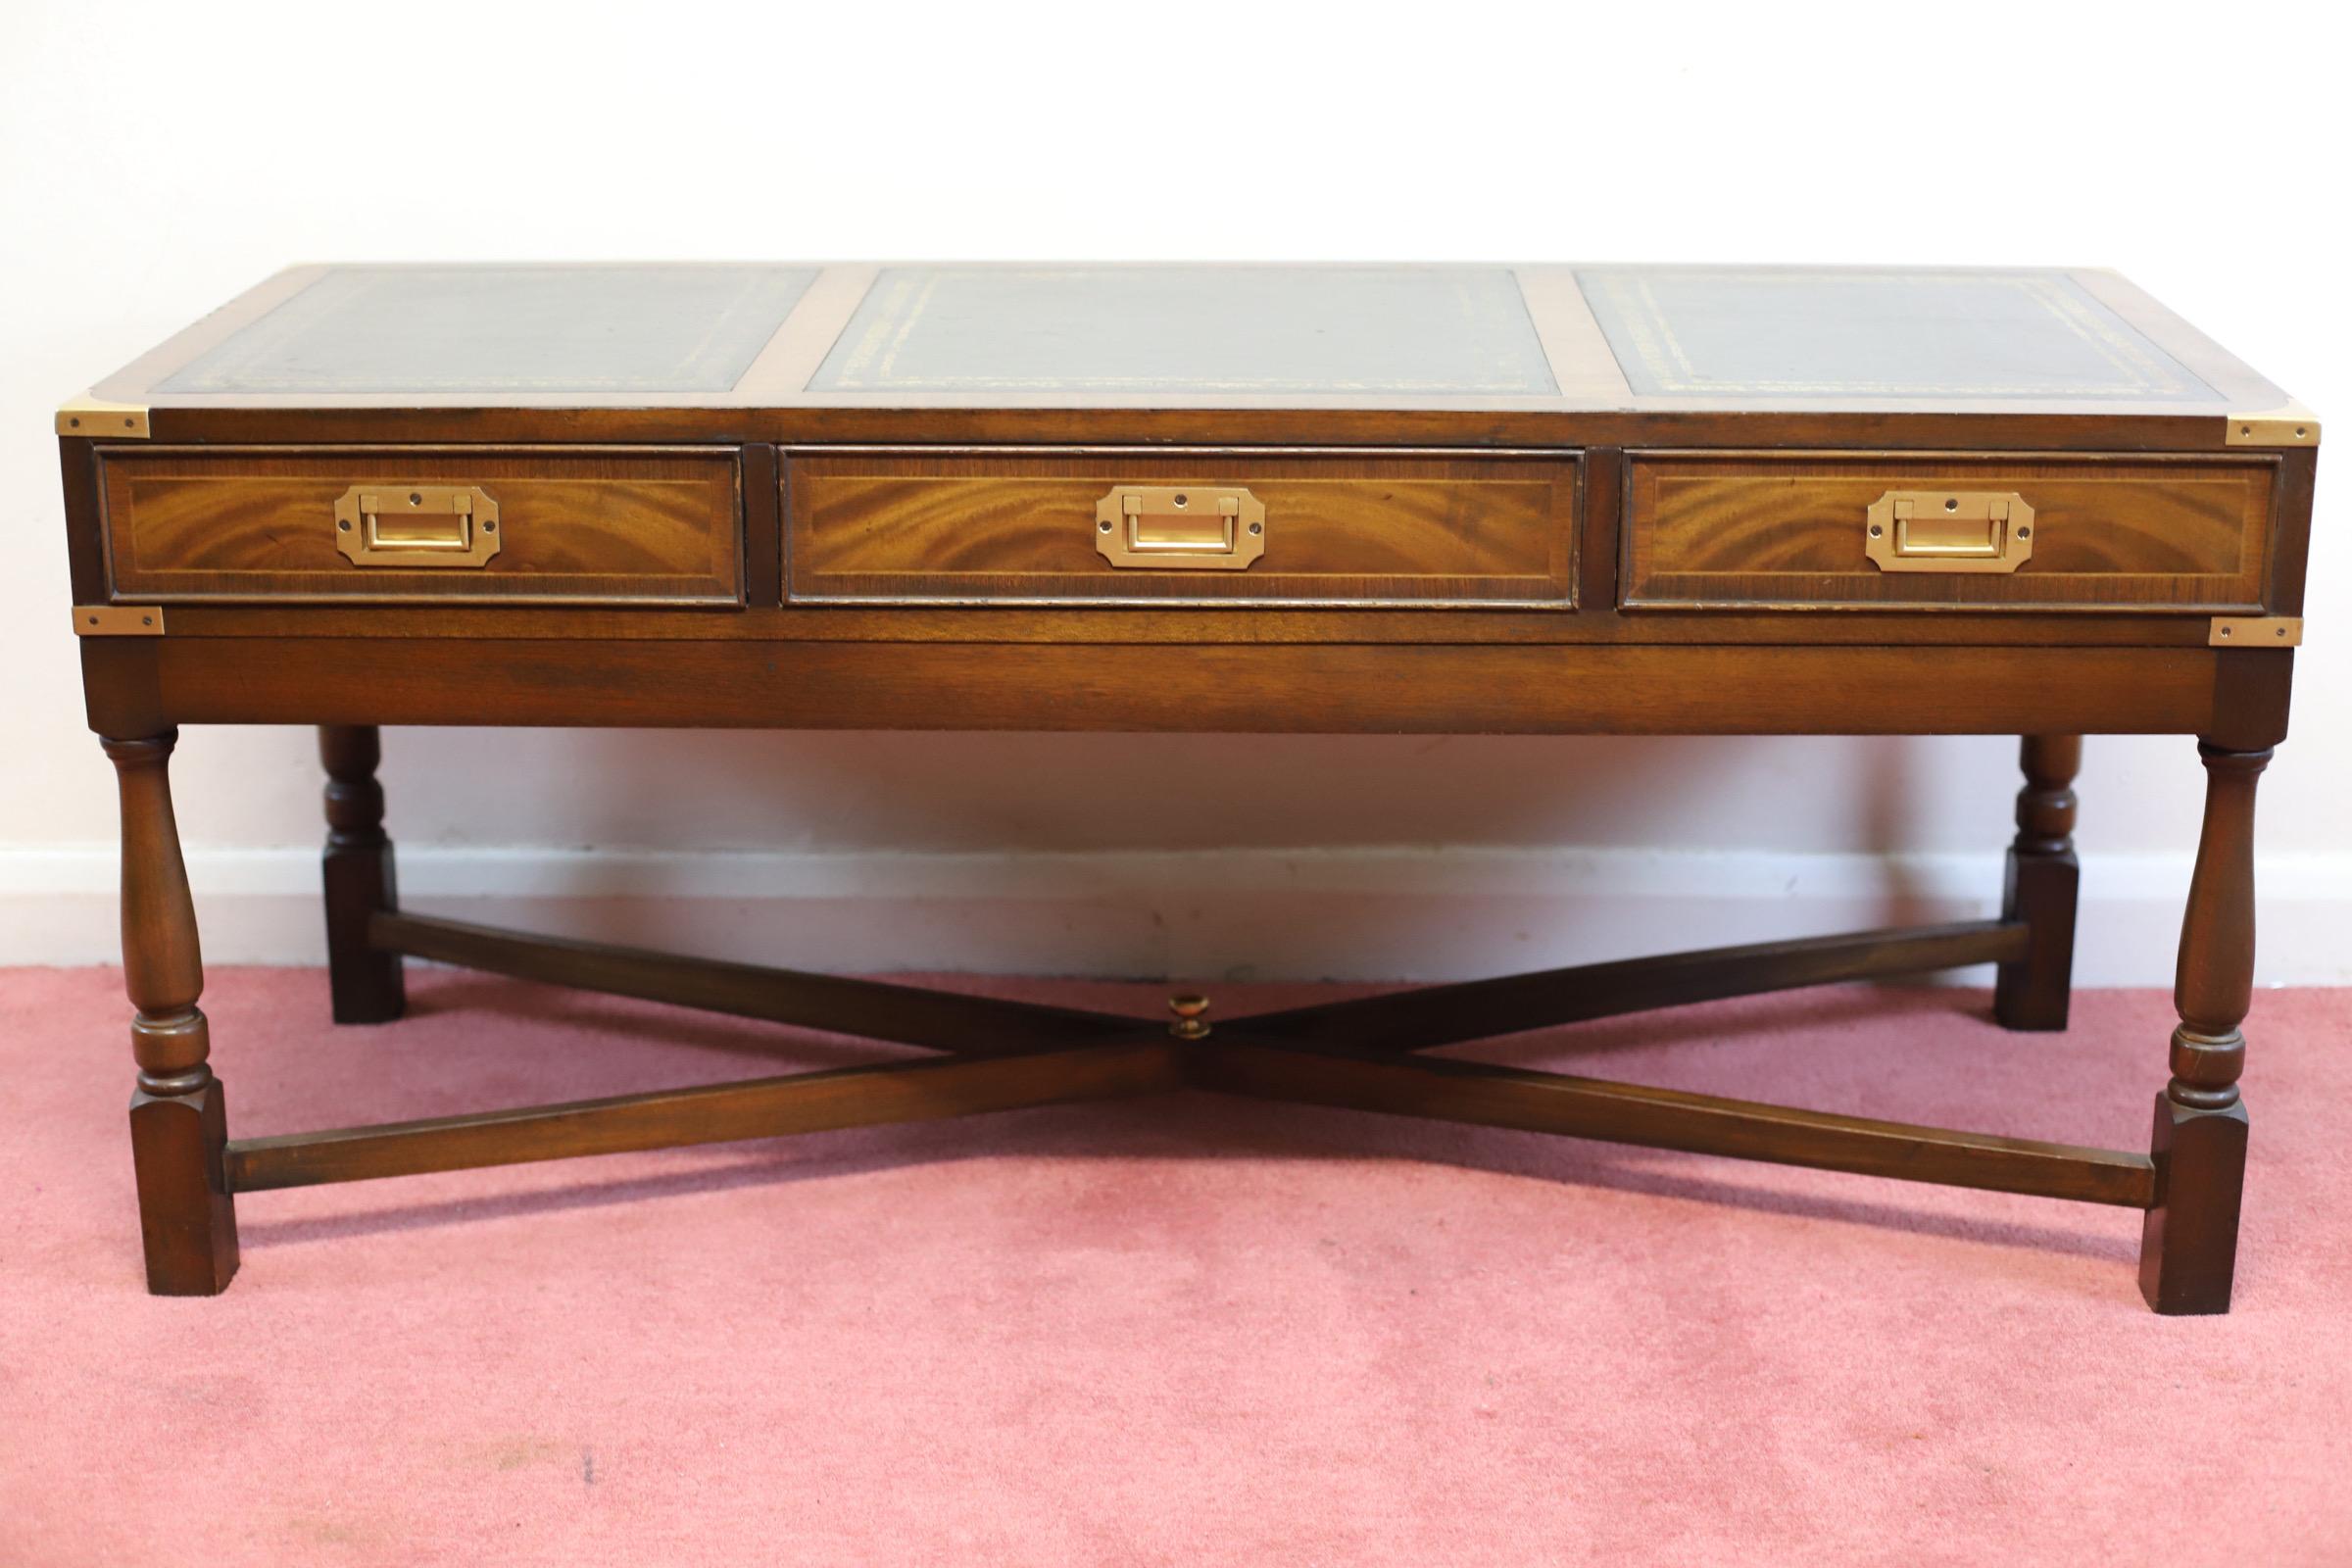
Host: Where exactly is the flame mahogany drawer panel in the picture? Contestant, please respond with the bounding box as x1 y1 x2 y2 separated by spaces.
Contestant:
1622 453 2279 612
784 450 1580 607
100 447 744 605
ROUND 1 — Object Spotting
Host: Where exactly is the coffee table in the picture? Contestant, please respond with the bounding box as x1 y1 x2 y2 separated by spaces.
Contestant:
58 263 2316 1309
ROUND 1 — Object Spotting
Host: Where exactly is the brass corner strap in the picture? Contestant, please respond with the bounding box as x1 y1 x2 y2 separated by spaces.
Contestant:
2208 616 2302 648
74 605 166 637
56 396 150 439
2224 403 2319 448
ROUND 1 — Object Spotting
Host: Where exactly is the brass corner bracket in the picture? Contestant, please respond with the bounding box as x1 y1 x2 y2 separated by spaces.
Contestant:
2224 403 2319 449
74 605 166 637
56 396 151 440
2208 615 2301 648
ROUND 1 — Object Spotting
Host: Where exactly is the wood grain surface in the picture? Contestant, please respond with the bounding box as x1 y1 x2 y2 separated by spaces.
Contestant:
102 447 744 605
1624 453 2278 610
82 637 2232 737
787 450 1578 606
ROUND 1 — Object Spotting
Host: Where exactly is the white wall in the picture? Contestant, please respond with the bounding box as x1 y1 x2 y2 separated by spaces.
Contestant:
2 1 2344 981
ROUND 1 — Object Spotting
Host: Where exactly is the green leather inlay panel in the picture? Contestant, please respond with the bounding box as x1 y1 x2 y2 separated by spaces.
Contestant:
813 267 1558 395
1577 267 2220 402
162 265 817 394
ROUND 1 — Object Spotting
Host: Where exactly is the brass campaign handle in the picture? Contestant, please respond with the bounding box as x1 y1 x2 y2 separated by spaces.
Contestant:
1095 486 1265 570
335 485 502 568
1864 490 2034 574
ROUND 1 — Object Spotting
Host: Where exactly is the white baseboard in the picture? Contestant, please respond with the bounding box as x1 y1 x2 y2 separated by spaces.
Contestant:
1 844 2346 985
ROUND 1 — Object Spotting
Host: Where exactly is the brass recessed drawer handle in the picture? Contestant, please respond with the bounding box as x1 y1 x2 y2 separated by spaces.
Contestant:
334 484 502 568
1095 485 1264 570
1864 490 2034 574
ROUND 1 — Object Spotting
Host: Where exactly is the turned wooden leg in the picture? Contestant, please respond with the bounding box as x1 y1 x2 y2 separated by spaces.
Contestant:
320 725 405 1023
2139 741 2270 1315
1994 735 2082 1031
103 731 239 1296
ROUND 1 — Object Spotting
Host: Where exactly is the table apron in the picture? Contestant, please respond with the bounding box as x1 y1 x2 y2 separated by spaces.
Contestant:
81 637 2267 738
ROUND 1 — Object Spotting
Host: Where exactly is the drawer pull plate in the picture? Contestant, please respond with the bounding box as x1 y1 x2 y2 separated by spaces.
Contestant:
335 484 502 568
1864 491 2034 574
1095 486 1265 570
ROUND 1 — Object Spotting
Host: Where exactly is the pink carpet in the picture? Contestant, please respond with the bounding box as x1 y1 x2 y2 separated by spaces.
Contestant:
3 966 2349 1565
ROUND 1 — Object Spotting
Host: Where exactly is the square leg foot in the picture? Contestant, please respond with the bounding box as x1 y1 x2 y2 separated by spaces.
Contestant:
129 1080 241 1297
1993 848 2078 1033
2137 1090 2247 1316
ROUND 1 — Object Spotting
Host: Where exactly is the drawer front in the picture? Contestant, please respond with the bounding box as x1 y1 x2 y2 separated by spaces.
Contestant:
101 447 743 605
1623 454 2278 612
785 450 1579 606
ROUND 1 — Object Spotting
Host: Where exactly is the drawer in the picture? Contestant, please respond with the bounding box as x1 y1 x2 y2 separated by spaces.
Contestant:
784 449 1579 606
100 447 743 605
1622 454 2278 612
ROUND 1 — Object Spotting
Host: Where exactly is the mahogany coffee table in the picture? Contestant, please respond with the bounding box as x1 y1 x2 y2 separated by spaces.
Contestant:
56 264 2315 1309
